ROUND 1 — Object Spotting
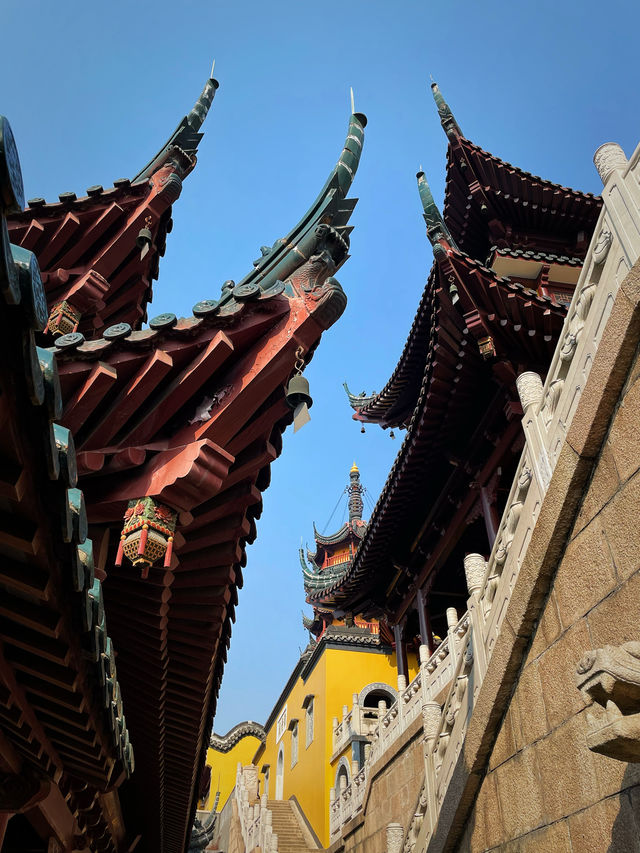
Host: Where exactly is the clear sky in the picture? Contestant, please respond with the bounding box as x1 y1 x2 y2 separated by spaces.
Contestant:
2 0 638 734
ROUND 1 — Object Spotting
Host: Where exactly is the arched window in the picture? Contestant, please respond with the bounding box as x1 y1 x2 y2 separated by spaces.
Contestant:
291 721 298 768
275 744 284 800
334 757 351 793
305 698 314 747
359 682 396 709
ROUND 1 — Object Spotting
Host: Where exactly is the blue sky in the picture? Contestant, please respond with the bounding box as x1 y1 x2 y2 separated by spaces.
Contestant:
3 0 638 734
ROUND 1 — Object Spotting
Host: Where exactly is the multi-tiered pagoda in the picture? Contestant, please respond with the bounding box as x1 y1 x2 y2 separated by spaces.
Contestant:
325 83 601 667
301 463 375 638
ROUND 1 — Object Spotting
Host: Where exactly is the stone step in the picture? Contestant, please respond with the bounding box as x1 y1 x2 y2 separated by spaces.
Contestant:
264 799 317 852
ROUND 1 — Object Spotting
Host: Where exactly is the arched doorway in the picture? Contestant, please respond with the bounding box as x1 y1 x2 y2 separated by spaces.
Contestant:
275 744 284 800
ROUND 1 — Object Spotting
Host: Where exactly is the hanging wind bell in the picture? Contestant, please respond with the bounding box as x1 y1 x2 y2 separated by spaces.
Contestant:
285 346 313 432
115 496 177 578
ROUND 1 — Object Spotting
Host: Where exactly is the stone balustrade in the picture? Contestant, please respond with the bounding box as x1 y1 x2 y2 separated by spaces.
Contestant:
330 139 640 851
329 612 469 838
235 765 278 853
332 693 387 756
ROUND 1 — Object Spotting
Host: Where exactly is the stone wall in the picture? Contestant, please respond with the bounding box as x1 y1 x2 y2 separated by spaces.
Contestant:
457 267 640 851
330 716 425 853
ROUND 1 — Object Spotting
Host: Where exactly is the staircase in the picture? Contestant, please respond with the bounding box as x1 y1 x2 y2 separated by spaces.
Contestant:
266 800 318 853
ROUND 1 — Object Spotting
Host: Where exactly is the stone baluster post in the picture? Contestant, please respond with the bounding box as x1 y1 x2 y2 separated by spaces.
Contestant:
595 142 640 265
419 642 431 706
464 553 488 679
386 822 404 853
376 698 387 747
422 701 441 833
351 692 360 734
516 371 551 491
271 831 278 852
263 819 272 853
446 607 459 668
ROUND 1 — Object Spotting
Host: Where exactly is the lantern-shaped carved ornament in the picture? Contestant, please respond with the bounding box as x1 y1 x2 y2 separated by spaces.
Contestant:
115 497 177 578
46 300 82 336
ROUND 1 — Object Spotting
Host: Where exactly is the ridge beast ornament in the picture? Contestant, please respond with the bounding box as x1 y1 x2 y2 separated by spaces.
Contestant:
115 496 177 578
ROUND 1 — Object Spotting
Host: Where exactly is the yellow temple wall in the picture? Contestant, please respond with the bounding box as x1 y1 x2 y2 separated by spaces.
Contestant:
255 642 412 846
203 734 263 812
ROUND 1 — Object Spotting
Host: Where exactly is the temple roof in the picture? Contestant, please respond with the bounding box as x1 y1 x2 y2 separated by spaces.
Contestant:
7 70 219 337
346 85 598 429
431 83 602 262
47 108 366 853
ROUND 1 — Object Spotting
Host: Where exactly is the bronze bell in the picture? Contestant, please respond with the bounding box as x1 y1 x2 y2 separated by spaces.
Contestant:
136 227 153 249
285 373 313 410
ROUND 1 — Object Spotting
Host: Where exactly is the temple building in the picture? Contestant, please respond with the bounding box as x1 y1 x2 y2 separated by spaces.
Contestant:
227 86 640 853
0 73 366 853
206 465 414 850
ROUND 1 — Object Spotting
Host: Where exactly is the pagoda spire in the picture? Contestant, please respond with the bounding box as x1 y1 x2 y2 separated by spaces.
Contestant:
430 81 463 142
416 169 455 248
348 462 363 521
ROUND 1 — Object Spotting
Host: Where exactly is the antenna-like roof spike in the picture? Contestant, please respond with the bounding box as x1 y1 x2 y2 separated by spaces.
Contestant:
430 81 463 141
416 169 455 249
350 87 355 115
210 58 216 78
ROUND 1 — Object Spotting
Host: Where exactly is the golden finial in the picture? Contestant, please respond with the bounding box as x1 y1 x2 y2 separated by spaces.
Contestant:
350 460 359 474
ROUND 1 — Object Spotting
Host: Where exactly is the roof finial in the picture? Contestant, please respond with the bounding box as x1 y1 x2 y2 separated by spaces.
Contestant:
430 81 462 141
188 67 220 132
416 169 455 248
348 463 363 521
350 87 355 115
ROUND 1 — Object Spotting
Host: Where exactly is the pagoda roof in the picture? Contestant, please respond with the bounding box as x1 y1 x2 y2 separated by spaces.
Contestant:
49 109 366 853
348 233 566 428
7 71 219 337
346 84 601 428
432 83 602 261
312 517 366 546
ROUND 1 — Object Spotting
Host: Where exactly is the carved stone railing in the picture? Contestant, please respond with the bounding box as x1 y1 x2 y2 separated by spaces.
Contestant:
332 693 391 756
329 611 469 838
402 140 640 852
235 764 278 853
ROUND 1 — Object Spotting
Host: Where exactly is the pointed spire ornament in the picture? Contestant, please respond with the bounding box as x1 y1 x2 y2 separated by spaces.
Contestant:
416 170 454 247
350 87 355 115
430 81 463 141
